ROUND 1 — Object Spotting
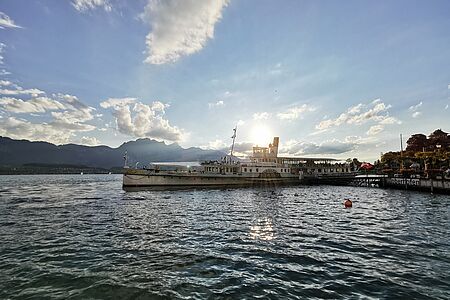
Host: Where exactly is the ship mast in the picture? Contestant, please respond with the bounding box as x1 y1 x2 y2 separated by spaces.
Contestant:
230 126 237 157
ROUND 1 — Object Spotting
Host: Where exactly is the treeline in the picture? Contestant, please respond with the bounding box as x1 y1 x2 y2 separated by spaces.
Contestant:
381 129 450 171
0 163 124 175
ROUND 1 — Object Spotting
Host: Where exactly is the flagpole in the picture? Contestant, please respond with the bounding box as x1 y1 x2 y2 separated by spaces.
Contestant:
230 126 237 157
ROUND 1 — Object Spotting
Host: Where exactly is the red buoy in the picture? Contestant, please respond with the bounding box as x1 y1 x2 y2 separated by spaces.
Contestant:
344 199 352 208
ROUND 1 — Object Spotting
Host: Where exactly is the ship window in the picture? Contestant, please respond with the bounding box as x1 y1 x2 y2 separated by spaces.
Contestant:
318 169 321 173
256 168 258 172
250 169 252 172
244 168 247 172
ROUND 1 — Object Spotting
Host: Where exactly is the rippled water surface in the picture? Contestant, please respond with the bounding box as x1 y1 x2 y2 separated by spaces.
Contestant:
0 174 449 299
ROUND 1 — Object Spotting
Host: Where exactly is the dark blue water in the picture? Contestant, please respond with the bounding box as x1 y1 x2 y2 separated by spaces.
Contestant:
0 175 449 299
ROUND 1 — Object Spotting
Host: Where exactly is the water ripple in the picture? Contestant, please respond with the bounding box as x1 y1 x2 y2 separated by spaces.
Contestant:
0 174 449 299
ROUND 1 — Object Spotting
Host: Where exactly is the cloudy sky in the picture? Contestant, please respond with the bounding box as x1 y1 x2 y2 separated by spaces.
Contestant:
0 0 449 161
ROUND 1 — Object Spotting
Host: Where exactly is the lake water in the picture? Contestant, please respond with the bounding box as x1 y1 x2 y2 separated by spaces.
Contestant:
0 174 449 299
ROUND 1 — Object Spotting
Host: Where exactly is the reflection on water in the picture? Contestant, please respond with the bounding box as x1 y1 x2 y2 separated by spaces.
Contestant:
0 174 449 299
250 217 274 240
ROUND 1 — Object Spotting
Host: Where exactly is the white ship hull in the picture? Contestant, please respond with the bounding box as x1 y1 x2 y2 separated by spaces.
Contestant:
123 170 299 188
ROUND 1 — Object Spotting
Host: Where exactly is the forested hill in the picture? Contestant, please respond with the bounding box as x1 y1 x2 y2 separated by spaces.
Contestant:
0 136 224 169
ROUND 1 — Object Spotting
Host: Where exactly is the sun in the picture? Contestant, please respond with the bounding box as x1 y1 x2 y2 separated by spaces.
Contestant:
251 125 272 146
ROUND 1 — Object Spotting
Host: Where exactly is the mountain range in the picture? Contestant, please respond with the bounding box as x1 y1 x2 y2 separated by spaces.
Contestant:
0 136 225 169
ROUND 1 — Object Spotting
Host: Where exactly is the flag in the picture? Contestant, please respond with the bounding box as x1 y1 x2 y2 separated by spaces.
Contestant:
231 127 236 139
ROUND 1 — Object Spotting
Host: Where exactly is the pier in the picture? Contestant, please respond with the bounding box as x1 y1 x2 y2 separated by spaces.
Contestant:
302 173 450 195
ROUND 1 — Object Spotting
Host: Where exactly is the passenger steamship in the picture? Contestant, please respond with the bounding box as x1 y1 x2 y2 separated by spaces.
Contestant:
122 128 355 188
123 129 301 187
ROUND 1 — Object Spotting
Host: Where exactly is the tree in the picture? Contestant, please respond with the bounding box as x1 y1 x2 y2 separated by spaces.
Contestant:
428 129 450 150
406 134 427 152
381 151 401 169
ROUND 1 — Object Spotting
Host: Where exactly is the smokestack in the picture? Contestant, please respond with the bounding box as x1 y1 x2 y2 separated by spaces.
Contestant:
271 137 279 156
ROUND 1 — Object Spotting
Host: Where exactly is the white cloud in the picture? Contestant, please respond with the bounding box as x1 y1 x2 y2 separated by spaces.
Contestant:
347 103 363 114
445 104 449 110
51 107 94 124
100 97 183 141
0 51 97 145
408 101 422 112
142 0 229 64
231 141 254 155
408 101 422 118
0 80 16 87
379 116 402 125
0 43 5 65
316 99 399 130
0 80 97 144
277 104 315 121
0 96 66 113
0 116 93 144
412 111 422 118
100 97 137 109
0 91 95 125
366 125 384 136
281 136 376 156
280 139 357 156
100 98 137 108
207 140 253 157
268 63 283 76
253 112 271 120
0 80 45 97
0 88 45 97
202 139 227 150
0 12 22 29
80 136 101 146
208 100 224 108
223 91 232 97
71 0 112 12
202 139 252 157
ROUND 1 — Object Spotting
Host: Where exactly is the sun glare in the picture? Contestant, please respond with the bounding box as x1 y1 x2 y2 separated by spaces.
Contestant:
251 125 272 146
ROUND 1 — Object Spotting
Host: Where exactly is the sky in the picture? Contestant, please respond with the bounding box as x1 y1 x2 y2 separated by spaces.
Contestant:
0 0 449 161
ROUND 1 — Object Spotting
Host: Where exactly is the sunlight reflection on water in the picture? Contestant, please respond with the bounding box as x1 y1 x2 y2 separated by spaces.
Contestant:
250 217 274 241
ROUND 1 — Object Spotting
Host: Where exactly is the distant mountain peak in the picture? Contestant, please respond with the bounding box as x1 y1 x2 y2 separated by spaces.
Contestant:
0 136 225 168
